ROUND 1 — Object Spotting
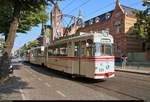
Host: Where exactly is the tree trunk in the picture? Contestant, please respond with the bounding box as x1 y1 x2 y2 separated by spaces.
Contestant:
4 17 19 56
0 6 19 79
0 17 19 79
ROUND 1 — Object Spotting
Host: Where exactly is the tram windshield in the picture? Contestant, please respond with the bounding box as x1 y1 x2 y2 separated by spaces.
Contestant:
94 43 112 56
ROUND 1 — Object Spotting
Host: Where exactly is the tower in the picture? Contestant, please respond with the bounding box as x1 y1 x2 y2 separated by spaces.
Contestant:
50 2 63 41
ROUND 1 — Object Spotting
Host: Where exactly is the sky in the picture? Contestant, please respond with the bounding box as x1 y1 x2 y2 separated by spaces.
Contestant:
13 0 146 49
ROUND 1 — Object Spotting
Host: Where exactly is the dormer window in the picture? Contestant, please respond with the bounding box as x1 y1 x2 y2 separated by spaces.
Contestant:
82 22 85 28
95 17 100 23
89 19 93 25
105 13 111 20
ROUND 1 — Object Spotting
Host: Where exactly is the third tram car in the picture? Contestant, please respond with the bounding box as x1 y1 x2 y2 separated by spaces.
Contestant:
28 31 115 79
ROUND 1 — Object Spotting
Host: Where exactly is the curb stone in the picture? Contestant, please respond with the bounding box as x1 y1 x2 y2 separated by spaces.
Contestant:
115 69 150 75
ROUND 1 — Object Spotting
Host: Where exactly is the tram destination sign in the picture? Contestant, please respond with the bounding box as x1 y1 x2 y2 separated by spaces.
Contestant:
101 39 111 43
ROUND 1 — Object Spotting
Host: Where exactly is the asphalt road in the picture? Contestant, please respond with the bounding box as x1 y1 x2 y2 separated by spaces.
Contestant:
0 61 150 101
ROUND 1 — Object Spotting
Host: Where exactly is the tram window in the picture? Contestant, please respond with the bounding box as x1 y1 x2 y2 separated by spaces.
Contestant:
32 49 37 57
86 39 93 56
60 47 67 56
30 51 34 57
59 43 67 56
54 48 60 56
80 41 86 56
101 44 112 56
94 43 101 56
37 48 44 56
37 49 41 56
48 49 54 56
74 42 80 56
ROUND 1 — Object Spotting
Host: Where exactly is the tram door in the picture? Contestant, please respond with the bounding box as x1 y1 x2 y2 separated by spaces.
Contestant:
73 41 80 75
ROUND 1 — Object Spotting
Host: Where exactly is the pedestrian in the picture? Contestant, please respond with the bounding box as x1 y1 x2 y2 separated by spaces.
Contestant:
121 54 127 69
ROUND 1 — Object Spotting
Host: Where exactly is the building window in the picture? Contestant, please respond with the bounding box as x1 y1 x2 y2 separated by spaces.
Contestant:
95 17 100 23
82 22 85 28
116 26 121 33
89 19 93 25
116 12 121 18
114 20 122 33
105 13 111 20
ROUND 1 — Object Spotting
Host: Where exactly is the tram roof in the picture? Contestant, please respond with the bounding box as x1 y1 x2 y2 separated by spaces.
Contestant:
52 31 113 45
29 46 44 51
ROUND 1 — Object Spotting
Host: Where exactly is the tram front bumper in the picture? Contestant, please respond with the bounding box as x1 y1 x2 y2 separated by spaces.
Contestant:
94 72 115 79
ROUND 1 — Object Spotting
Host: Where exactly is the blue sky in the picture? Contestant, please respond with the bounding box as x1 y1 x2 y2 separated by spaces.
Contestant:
13 0 146 49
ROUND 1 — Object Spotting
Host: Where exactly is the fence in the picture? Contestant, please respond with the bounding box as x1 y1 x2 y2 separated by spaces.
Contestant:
127 52 145 62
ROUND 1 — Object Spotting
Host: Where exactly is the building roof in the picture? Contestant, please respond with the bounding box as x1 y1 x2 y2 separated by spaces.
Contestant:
121 5 136 17
83 5 137 27
84 10 114 26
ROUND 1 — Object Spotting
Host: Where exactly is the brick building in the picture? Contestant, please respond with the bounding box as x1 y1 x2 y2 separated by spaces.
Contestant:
77 0 144 58
49 0 150 61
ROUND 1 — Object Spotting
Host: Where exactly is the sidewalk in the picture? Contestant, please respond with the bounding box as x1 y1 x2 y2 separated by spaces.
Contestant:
115 65 150 75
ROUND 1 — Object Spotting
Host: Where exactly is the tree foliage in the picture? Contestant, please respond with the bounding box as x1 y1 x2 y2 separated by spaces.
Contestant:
20 40 40 57
133 0 150 42
0 0 61 79
0 0 49 40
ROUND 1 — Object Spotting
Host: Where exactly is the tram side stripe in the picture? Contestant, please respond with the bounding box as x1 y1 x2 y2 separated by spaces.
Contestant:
95 72 115 76
48 56 114 62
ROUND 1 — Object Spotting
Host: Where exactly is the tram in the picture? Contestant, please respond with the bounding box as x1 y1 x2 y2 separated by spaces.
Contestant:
28 31 115 79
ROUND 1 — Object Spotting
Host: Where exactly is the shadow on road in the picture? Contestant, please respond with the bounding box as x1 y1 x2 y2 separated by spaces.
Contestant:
23 62 105 84
0 76 33 99
13 64 22 70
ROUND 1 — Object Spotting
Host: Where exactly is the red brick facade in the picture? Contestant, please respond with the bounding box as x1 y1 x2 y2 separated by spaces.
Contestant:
77 0 143 58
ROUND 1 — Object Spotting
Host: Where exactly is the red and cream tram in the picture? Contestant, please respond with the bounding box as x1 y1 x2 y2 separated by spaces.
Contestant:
28 31 115 79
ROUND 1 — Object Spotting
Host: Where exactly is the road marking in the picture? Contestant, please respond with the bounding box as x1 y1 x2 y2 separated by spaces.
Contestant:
38 78 42 81
44 83 51 87
56 90 66 97
19 88 26 100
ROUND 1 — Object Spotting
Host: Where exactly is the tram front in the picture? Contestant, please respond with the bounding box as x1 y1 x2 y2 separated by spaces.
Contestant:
93 32 115 79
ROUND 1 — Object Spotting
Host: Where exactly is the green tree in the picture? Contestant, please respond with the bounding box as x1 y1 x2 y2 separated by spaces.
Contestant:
20 40 40 57
0 0 49 55
26 40 40 49
133 0 150 42
0 0 61 79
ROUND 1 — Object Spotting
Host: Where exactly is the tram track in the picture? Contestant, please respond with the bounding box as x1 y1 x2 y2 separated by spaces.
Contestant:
73 75 149 100
23 63 149 101
83 83 143 100
116 74 150 83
